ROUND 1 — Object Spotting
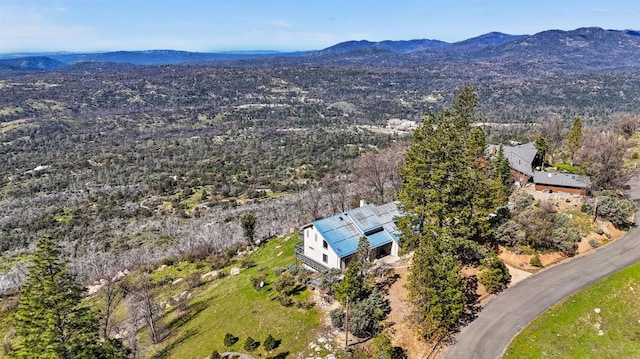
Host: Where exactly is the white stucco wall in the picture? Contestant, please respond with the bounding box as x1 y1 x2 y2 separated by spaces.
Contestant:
391 240 399 256
303 226 341 269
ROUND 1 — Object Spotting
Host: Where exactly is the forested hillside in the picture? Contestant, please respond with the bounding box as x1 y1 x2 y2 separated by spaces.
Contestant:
1 27 640 293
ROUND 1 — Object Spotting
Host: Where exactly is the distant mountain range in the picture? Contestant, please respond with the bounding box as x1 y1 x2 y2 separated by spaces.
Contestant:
1 27 639 71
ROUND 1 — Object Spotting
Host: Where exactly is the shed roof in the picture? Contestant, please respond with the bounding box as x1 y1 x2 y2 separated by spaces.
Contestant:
311 202 400 258
533 171 591 189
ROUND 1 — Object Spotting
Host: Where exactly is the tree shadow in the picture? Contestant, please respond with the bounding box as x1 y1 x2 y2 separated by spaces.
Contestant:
459 275 480 327
166 299 209 332
151 328 198 359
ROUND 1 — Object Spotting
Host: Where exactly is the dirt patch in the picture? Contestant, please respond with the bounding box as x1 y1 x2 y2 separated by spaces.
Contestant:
384 265 431 359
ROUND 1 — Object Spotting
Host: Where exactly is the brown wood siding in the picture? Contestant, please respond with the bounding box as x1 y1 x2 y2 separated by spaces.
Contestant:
511 169 531 184
535 184 587 196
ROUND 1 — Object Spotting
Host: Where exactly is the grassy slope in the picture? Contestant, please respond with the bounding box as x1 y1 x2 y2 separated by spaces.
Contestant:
504 261 640 359
147 233 320 359
0 234 319 359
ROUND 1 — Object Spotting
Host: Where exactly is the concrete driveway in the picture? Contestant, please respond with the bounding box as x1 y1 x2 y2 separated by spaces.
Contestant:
442 172 640 359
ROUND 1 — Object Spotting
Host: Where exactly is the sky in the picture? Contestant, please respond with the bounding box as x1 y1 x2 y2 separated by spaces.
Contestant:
1 0 639 53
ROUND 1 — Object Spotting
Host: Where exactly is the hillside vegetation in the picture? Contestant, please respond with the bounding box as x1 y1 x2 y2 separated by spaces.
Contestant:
1 233 320 359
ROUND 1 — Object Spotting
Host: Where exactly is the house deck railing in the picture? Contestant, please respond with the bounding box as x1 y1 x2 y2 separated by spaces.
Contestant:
295 243 329 272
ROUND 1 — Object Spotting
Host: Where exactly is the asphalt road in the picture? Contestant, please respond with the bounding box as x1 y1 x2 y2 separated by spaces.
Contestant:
442 172 640 359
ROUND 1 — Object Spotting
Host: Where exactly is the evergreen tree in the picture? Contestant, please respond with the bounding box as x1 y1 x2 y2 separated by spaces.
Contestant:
567 116 583 165
533 135 548 168
406 230 466 341
12 237 124 359
397 86 499 343
333 262 368 304
397 85 497 249
355 237 371 275
493 144 513 201
240 212 257 247
263 333 278 351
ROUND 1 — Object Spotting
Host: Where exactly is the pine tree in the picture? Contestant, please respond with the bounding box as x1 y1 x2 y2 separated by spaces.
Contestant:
406 230 466 341
12 237 123 358
567 116 583 165
240 212 257 247
533 135 548 168
398 86 499 343
493 144 513 201
333 262 368 304
397 85 497 249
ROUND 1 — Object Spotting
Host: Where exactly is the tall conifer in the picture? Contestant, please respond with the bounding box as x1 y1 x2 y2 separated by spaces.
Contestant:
12 237 125 358
567 116 583 165
398 86 500 341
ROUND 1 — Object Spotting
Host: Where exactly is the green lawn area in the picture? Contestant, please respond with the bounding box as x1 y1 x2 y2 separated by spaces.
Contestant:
504 262 640 359
551 163 583 174
146 233 320 359
0 233 319 359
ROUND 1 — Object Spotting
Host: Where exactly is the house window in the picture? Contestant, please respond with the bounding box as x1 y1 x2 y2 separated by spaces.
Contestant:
322 254 328 263
323 240 328 249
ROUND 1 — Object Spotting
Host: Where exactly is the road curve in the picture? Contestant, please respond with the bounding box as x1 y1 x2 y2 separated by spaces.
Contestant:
442 172 640 359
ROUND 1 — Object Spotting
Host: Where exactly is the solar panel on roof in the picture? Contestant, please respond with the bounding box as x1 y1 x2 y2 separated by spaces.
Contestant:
311 201 402 258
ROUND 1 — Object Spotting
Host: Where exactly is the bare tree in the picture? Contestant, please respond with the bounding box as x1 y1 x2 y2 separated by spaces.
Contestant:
124 294 142 358
322 173 351 213
578 129 632 190
100 276 124 339
533 116 565 164
127 274 165 344
353 142 406 204
611 113 640 139
302 184 323 222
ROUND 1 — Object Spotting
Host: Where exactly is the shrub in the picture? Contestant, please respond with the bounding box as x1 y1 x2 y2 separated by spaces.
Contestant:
275 294 294 307
581 204 588 213
251 274 266 291
596 228 604 235
244 336 260 351
217 270 228 279
209 255 231 270
295 298 315 310
593 191 636 229
239 257 255 269
273 272 298 296
330 308 345 329
211 350 222 359
263 334 279 351
477 252 511 294
273 266 286 276
286 263 300 275
494 220 526 247
514 192 534 211
224 333 238 347
371 332 407 359
530 255 543 267
185 272 203 289
588 239 600 248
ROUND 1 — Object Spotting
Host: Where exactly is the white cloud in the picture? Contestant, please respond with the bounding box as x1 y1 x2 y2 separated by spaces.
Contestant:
269 19 292 28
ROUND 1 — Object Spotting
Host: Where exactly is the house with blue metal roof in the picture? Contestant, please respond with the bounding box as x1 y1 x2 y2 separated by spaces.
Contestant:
296 201 401 271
